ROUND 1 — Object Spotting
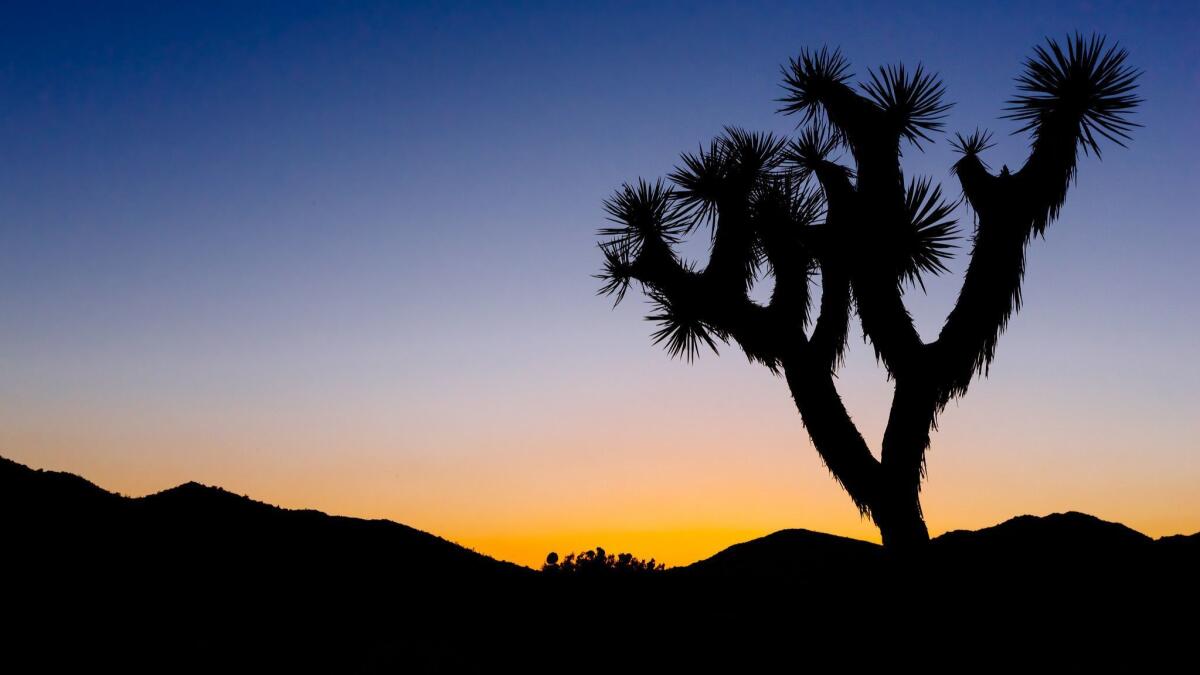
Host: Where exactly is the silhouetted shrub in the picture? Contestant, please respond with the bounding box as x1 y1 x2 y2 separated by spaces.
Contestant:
542 547 664 575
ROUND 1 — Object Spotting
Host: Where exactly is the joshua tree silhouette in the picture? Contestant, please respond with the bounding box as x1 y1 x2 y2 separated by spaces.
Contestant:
596 35 1141 550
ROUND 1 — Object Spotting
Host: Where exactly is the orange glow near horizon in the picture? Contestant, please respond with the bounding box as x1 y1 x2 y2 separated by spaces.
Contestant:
6 431 1199 569
6 350 1199 571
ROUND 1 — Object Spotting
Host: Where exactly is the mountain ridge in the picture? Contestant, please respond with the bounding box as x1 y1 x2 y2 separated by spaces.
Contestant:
5 453 1199 670
1 454 530 577
5 454 1197 571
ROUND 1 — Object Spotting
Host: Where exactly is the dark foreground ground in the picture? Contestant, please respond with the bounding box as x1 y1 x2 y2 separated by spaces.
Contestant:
3 454 1198 671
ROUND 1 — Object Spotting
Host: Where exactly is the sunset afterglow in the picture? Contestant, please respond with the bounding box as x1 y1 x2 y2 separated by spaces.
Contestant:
3 2 1197 569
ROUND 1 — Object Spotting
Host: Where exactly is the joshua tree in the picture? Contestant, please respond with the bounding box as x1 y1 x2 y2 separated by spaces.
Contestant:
595 35 1140 550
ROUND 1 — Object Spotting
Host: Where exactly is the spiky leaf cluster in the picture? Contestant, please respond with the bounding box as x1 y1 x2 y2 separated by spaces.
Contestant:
645 289 723 362
862 64 952 148
900 178 959 289
779 47 853 124
599 178 687 253
950 128 996 157
783 122 845 177
1006 33 1142 157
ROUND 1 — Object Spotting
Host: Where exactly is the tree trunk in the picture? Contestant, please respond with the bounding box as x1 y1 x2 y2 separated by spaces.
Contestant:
875 378 936 552
872 481 930 552
787 355 935 551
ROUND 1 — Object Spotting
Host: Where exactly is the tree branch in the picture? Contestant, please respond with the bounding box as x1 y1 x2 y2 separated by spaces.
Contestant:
808 230 851 369
787 74 926 380
626 233 787 369
783 354 880 515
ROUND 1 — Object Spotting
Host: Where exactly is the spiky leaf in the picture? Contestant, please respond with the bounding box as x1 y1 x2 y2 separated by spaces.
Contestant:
594 240 634 306
669 138 733 230
862 63 951 148
784 122 844 175
900 177 959 289
1005 33 1142 157
778 47 853 125
950 128 996 157
645 290 721 362
600 178 688 252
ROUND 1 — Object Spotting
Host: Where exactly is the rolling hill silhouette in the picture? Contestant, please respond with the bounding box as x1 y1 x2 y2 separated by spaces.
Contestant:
677 511 1196 581
2 455 532 671
3 454 1197 670
2 454 527 578
679 528 883 579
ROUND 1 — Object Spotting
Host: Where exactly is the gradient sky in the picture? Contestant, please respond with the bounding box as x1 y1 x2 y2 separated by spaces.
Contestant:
2 1 1198 568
